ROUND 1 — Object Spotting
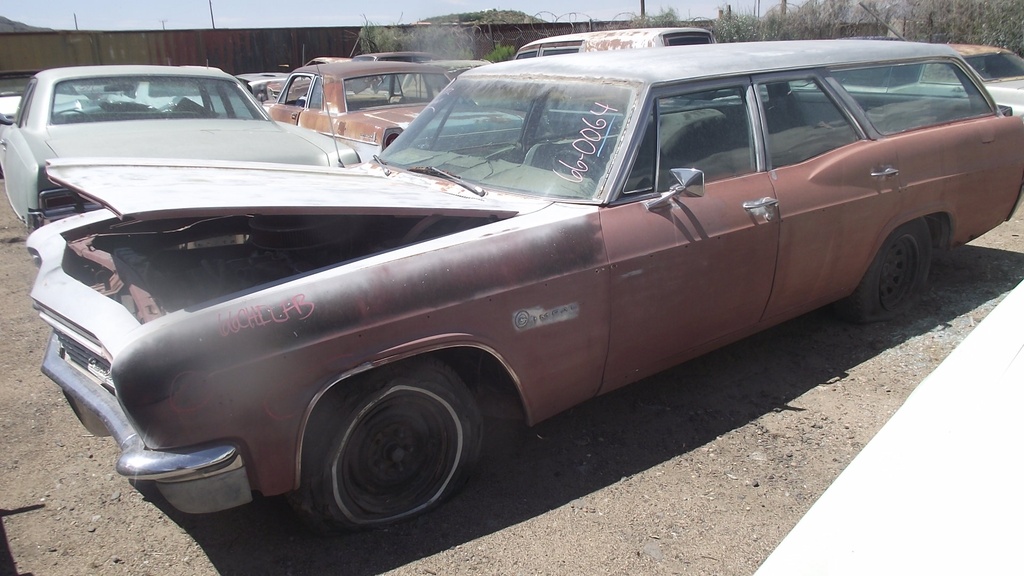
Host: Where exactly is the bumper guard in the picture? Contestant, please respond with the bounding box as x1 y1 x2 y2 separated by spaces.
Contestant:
41 333 253 513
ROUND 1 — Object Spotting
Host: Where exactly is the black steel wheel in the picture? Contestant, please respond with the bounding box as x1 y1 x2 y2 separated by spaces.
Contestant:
290 358 481 531
835 219 932 323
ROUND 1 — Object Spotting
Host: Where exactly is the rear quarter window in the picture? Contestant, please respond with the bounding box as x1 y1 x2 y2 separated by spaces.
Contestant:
541 46 583 56
831 61 992 134
664 32 714 46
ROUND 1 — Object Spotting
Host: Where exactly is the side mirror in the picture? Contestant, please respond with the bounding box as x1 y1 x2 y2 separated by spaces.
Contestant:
645 168 705 211
0 113 13 126
997 104 1013 117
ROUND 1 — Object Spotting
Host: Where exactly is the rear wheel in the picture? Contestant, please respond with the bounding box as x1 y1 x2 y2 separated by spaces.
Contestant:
290 358 481 531
835 219 932 323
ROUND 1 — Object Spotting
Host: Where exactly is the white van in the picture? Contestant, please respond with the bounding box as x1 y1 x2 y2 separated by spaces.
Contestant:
514 27 715 59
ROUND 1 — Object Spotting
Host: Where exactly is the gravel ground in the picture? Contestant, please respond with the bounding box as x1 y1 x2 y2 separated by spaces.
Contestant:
1 179 1022 576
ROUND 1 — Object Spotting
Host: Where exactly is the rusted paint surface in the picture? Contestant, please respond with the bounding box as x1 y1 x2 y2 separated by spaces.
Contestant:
587 28 689 50
0 23 608 74
267 61 451 159
24 40 1024 517
949 43 1002 56
0 28 361 75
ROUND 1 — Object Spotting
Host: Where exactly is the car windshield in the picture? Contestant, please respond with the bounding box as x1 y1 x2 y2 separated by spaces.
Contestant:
343 72 451 111
964 52 1024 81
380 77 634 201
50 75 267 125
0 73 32 98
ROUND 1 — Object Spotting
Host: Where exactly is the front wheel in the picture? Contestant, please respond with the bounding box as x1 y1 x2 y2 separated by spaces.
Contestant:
290 358 481 532
834 219 932 323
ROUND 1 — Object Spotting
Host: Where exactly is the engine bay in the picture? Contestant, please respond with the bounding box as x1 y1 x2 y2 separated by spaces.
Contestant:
62 213 492 322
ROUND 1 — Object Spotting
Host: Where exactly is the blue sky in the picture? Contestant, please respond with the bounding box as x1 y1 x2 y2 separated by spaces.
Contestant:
4 0 761 31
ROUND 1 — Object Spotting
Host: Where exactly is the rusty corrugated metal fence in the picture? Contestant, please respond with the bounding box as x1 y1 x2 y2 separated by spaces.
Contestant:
0 27 366 74
0 23 620 74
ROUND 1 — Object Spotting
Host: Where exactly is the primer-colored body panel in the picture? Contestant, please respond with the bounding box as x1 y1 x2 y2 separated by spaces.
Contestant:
44 158 534 219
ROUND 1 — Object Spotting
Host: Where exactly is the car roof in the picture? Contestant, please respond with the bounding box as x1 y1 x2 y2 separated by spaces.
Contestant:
34 65 233 83
949 43 1012 56
293 60 449 77
474 40 962 85
519 27 712 49
236 72 289 81
352 51 437 61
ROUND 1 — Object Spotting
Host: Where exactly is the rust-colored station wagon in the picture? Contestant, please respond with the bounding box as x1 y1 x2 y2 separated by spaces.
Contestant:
27 40 1024 530
266 60 451 161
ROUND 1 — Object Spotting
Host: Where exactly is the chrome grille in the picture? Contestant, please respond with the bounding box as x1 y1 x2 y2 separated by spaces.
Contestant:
56 332 113 389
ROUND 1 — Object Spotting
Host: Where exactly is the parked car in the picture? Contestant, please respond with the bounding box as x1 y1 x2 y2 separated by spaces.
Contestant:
514 26 714 59
0 70 37 176
0 69 36 118
351 51 438 63
304 56 352 66
236 72 289 103
266 60 451 161
350 52 489 76
26 40 1024 531
0 65 357 228
952 44 1024 116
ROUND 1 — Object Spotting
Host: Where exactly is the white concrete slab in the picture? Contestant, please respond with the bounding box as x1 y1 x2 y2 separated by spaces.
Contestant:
755 280 1024 575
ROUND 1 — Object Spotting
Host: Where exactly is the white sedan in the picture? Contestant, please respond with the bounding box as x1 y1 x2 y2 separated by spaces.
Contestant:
954 43 1024 117
0 65 357 228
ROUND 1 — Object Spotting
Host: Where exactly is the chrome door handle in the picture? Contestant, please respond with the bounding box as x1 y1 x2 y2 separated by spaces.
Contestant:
742 197 780 221
871 166 899 178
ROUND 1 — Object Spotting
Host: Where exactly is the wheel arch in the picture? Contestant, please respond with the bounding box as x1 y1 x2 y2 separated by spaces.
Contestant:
922 211 952 251
292 342 528 489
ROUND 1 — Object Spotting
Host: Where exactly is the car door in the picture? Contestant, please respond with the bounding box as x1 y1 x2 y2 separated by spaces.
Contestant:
266 73 315 125
600 82 780 392
833 61 1024 246
753 74 901 322
1 78 42 222
295 75 326 134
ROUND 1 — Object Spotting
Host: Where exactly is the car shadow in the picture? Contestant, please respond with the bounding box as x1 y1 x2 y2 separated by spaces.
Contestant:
144 243 1024 576
1 503 44 576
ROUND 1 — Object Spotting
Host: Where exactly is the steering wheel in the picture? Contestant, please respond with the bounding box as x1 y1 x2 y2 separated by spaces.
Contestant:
52 109 87 123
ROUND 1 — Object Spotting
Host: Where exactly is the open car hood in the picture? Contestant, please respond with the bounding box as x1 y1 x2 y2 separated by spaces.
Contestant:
45 158 541 222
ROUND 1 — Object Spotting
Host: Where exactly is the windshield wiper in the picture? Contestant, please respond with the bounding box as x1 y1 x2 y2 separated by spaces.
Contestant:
372 154 391 176
408 166 486 197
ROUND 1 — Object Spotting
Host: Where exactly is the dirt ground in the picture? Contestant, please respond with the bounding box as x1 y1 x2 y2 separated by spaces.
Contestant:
1 179 1022 576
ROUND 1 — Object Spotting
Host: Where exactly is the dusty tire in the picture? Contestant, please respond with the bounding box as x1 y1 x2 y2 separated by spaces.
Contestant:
290 358 481 532
834 219 932 323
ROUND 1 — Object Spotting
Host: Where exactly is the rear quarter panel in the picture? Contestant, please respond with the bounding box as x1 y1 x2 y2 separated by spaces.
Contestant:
891 114 1024 246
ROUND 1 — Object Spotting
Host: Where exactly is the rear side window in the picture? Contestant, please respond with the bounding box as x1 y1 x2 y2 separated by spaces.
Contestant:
760 79 859 168
832 61 991 134
541 45 583 57
664 32 714 46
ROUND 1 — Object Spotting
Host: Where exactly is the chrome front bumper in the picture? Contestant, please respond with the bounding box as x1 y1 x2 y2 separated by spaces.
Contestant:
41 332 253 513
